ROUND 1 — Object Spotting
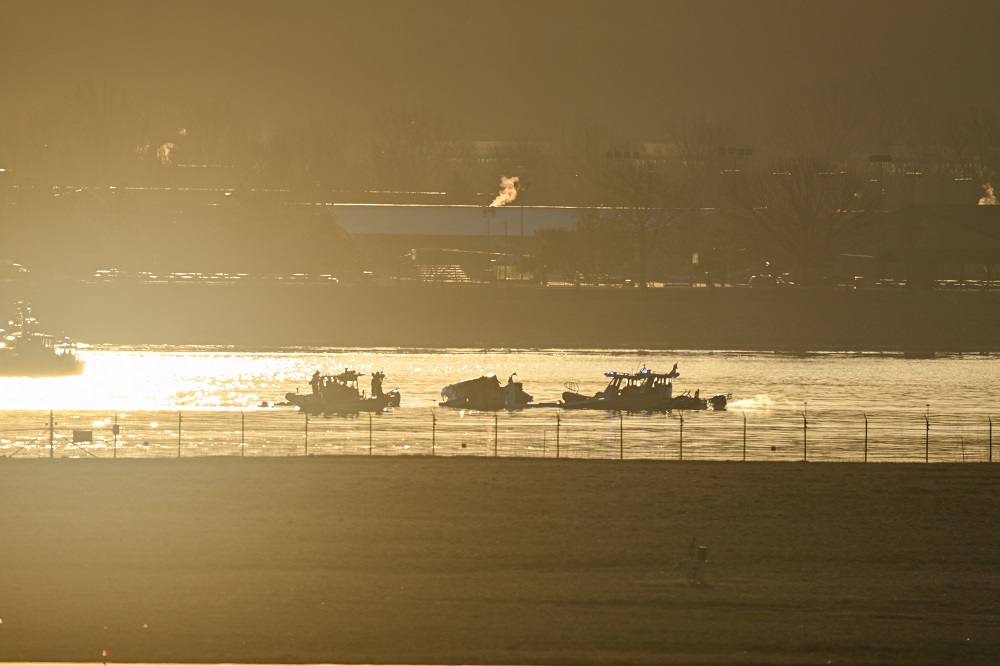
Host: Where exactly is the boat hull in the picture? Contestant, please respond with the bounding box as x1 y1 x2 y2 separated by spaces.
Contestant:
0 354 85 378
285 391 398 415
560 391 726 412
439 375 533 411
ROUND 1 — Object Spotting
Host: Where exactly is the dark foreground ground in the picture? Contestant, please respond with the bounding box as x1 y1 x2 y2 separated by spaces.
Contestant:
8 280 1000 351
1 458 998 665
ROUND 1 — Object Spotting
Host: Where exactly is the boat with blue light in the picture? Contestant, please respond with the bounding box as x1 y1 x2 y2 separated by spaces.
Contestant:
559 365 728 412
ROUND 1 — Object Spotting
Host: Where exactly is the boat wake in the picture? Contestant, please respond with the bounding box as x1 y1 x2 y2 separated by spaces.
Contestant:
727 394 775 412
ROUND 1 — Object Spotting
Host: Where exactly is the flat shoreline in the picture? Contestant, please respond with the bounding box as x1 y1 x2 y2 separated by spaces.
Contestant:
9 281 1000 351
2 457 999 665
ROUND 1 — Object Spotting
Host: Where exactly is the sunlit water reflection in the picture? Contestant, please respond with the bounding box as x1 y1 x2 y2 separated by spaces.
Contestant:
1 347 997 462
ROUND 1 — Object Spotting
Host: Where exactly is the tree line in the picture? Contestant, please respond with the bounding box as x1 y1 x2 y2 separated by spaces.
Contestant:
1 80 999 284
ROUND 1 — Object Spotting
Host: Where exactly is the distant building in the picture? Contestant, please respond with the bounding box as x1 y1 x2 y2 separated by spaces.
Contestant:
866 205 1000 287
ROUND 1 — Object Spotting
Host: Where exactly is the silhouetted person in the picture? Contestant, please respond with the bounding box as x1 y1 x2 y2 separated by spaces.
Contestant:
310 370 321 395
372 371 385 398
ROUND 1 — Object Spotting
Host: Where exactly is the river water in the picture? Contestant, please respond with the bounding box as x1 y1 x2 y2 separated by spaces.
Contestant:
1 347 997 462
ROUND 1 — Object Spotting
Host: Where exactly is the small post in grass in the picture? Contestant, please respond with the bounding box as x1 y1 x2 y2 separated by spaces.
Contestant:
802 402 808 461
679 410 684 461
431 411 436 457
864 413 868 463
369 412 373 456
619 411 624 460
742 412 747 462
556 413 561 459
925 404 930 463
177 411 182 458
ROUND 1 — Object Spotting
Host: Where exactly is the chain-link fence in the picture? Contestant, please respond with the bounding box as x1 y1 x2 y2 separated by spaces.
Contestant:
1 406 995 463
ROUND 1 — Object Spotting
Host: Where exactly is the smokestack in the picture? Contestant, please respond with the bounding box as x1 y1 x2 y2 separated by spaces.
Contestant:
489 175 520 207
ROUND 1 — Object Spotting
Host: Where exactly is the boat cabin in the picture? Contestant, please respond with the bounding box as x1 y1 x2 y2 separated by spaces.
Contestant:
601 369 674 400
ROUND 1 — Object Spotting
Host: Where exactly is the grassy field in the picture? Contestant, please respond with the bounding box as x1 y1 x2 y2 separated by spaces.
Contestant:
1 458 998 665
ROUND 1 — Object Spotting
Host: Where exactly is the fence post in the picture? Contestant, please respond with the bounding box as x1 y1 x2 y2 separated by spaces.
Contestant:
679 410 684 461
177 411 182 458
304 411 309 456
619 411 624 460
864 413 868 463
49 410 54 459
494 413 498 457
241 411 245 458
989 416 993 463
556 413 561 459
802 402 808 462
742 412 747 462
113 412 119 459
432 412 436 457
369 412 373 456
924 405 930 463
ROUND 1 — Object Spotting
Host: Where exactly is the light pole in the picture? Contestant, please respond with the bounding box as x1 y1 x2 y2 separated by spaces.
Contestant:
482 206 494 250
515 179 524 240
503 219 509 280
906 171 923 205
869 154 892 208
514 177 526 281
482 206 496 280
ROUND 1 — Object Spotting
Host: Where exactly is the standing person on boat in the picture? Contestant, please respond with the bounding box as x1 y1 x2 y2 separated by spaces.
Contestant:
371 371 385 398
310 370 322 395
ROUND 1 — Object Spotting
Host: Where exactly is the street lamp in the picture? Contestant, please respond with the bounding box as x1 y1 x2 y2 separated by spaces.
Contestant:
869 154 892 204
482 206 495 251
503 219 509 280
482 206 496 281
906 172 923 205
514 179 524 240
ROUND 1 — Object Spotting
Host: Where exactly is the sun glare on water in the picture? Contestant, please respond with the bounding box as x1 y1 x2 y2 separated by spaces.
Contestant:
0 351 281 411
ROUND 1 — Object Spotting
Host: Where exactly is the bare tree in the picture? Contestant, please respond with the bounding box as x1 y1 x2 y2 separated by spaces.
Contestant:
724 82 924 284
58 82 155 185
555 123 616 208
603 157 683 287
363 107 456 195
731 154 876 284
552 122 730 287
533 210 632 284
939 106 1000 190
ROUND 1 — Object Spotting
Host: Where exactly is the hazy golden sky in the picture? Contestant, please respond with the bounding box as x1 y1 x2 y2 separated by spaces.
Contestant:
3 0 998 138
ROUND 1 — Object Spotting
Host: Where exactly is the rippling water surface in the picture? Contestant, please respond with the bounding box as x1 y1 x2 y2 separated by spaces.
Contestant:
1 347 997 462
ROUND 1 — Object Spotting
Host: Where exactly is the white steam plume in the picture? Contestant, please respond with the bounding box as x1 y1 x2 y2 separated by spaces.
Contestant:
979 183 998 205
489 175 519 207
157 142 175 165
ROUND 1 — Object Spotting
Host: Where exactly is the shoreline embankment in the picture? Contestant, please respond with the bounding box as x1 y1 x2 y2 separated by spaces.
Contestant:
8 281 1000 351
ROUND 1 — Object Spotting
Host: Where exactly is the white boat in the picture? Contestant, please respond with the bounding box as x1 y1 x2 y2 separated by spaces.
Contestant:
0 302 84 378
